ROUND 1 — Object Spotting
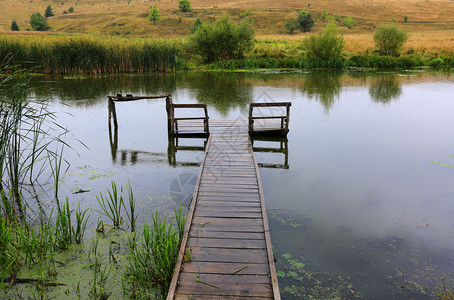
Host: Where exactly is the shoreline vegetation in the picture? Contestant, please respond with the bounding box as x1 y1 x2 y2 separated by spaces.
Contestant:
0 28 453 74
0 64 185 298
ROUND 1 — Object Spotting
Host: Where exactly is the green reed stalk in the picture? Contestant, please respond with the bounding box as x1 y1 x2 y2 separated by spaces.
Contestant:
72 202 89 244
95 181 124 227
122 182 137 232
125 207 185 297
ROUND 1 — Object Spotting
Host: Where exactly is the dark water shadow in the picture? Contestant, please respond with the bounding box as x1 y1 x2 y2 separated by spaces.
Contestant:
369 75 402 104
179 72 254 116
297 71 343 113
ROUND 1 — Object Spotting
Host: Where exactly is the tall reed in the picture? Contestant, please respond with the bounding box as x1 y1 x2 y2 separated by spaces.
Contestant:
0 58 68 221
96 181 124 228
125 207 185 297
0 35 182 74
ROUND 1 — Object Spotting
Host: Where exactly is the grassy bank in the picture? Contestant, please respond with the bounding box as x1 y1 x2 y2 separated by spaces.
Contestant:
0 35 182 74
1 34 453 74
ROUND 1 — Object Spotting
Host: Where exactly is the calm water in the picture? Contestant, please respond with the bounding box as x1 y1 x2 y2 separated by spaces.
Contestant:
32 70 454 299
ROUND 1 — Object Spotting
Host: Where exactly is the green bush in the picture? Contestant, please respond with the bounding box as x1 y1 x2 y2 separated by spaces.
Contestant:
148 6 160 25
344 16 355 29
303 22 345 68
30 13 50 31
11 20 19 31
373 25 408 56
239 9 251 18
68 7 74 13
190 14 255 63
298 10 314 32
428 57 445 67
284 19 299 34
178 0 191 12
320 9 328 20
44 5 54 18
192 17 203 32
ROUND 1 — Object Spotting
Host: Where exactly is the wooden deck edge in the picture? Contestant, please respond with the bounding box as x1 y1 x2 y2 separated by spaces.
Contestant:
252 150 281 300
166 133 213 300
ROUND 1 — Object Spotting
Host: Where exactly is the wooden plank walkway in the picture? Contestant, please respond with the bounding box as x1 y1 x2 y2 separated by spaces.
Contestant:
167 119 280 300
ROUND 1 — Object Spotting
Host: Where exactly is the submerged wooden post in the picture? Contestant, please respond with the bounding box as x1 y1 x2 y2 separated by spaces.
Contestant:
166 95 175 135
108 97 118 129
285 102 290 134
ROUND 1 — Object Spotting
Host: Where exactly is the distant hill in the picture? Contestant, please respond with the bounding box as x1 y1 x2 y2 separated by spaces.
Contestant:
1 0 454 52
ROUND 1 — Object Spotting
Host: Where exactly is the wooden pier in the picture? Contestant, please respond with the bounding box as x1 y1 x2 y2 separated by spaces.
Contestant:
106 94 290 299
167 119 280 300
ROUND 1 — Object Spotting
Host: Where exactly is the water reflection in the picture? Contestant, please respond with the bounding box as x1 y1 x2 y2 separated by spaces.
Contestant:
167 136 207 167
369 75 402 103
251 136 289 169
298 71 342 112
32 74 177 106
181 72 253 116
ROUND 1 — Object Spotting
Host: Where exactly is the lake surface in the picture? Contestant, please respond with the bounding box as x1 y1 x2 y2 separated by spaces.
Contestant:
32 70 454 299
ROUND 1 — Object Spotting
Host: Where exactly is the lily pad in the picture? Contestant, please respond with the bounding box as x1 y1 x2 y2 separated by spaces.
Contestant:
430 161 454 169
289 259 305 269
282 253 292 260
89 174 114 180
277 271 286 278
287 271 298 279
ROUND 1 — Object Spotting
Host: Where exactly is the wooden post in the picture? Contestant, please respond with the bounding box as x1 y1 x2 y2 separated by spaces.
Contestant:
248 103 254 133
166 96 175 135
285 103 290 134
108 98 118 128
204 105 209 134
167 136 176 165
283 139 289 169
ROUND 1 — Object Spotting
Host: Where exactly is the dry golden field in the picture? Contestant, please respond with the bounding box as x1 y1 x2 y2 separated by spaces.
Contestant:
1 0 454 52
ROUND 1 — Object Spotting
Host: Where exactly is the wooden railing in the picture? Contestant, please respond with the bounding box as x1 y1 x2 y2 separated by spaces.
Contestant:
166 97 209 136
248 102 291 135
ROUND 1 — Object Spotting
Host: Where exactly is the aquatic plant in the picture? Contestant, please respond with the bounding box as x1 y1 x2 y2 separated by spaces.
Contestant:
125 207 185 297
122 182 137 232
96 181 124 228
72 202 90 244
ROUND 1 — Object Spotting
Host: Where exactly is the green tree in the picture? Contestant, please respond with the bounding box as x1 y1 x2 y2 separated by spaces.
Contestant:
320 9 328 20
178 0 191 12
373 25 408 56
298 9 314 32
148 6 160 25
190 14 255 63
11 20 19 31
44 5 54 18
284 19 299 34
30 12 50 31
192 17 203 32
303 22 345 68
403 15 408 22
344 16 355 29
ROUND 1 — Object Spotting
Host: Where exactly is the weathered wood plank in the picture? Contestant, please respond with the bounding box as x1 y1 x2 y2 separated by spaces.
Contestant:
188 247 268 264
180 261 269 276
191 217 263 227
196 200 261 207
188 237 266 249
175 294 272 300
188 231 265 240
194 211 263 219
176 273 272 297
195 206 262 213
